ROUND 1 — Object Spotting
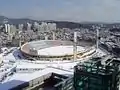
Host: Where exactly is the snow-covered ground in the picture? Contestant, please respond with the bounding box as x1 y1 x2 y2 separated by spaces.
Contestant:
0 46 107 90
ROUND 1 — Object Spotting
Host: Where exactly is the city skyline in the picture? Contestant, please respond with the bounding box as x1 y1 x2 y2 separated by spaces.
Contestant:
0 0 120 22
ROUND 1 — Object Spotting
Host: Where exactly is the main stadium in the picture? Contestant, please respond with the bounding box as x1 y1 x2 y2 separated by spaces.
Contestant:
20 40 96 61
0 39 107 90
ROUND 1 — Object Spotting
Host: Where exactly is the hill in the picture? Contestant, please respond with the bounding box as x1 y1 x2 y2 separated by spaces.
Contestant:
0 16 81 29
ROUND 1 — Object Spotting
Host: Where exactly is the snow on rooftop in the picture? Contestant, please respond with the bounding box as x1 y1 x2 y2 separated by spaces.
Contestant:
3 53 16 61
16 62 46 69
0 67 73 90
8 67 72 82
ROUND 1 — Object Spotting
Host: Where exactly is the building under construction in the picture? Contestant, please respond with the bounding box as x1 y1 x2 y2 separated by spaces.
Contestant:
74 56 120 90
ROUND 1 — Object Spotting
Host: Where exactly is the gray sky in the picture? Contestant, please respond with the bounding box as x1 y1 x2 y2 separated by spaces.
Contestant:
0 0 120 22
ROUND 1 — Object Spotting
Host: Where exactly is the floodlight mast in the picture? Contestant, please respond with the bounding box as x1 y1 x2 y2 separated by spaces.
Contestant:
19 31 22 47
73 32 77 61
96 27 100 50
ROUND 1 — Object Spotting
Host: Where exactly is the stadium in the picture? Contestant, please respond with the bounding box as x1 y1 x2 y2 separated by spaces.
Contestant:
20 40 96 61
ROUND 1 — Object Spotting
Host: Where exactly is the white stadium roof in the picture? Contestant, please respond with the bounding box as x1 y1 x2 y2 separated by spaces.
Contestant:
38 46 85 56
21 40 87 56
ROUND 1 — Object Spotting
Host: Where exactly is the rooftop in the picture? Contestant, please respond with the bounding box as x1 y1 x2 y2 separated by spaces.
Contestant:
0 67 73 90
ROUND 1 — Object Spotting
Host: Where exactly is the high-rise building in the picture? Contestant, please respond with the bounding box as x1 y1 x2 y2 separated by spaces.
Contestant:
39 22 57 32
47 23 52 31
52 23 56 30
5 24 10 33
34 22 39 29
18 24 24 31
7 25 17 41
40 22 48 31
27 22 32 30
47 23 56 31
10 25 17 35
74 57 120 90
5 24 8 32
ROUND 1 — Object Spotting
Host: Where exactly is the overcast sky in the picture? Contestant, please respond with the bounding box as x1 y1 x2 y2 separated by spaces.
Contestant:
0 0 120 22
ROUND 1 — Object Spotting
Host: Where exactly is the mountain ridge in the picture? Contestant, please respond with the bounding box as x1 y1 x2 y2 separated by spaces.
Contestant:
0 15 82 29
0 15 120 28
